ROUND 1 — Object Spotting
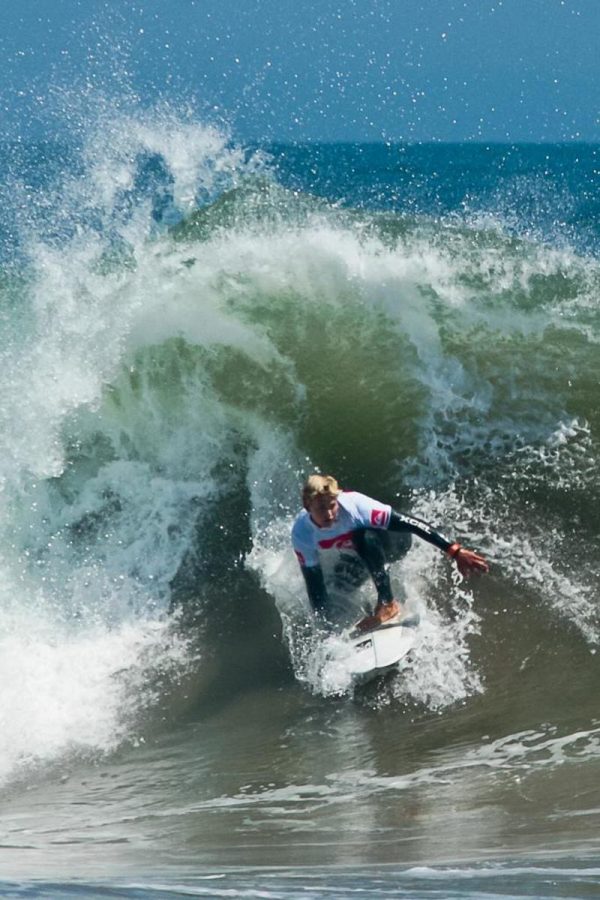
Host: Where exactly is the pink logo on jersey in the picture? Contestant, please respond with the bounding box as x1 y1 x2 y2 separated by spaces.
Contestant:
318 530 355 551
370 508 388 527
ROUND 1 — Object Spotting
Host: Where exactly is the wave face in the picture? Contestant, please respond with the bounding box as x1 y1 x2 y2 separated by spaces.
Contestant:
0 111 599 823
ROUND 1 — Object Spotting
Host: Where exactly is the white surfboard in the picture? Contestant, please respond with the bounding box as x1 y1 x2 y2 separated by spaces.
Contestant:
345 614 419 677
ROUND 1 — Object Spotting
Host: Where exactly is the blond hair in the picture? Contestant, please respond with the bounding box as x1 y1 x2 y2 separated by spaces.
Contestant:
302 474 341 507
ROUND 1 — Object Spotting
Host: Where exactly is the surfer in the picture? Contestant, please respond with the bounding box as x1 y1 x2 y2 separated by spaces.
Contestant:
292 474 489 631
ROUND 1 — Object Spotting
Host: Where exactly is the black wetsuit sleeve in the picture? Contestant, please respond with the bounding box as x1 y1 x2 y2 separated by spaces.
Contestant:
388 510 453 553
301 565 329 614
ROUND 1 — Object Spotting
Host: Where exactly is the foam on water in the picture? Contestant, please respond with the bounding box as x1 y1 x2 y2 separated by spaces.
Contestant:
0 601 187 785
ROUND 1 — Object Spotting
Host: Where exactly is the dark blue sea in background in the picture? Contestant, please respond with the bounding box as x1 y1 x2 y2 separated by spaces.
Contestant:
271 142 600 248
3 140 599 257
0 122 599 898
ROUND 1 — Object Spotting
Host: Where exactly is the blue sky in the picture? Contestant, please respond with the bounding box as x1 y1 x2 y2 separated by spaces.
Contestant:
1 0 598 142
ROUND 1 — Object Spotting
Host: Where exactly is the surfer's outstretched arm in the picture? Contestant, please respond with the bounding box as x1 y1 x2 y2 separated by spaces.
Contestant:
387 511 489 575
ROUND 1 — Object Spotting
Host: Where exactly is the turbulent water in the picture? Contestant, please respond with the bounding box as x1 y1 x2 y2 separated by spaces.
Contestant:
0 112 599 898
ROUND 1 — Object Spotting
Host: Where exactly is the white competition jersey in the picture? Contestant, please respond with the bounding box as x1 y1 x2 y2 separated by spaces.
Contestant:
291 491 391 568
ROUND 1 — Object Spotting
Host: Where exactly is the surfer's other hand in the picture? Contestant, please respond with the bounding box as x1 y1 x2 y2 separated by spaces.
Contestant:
455 548 489 576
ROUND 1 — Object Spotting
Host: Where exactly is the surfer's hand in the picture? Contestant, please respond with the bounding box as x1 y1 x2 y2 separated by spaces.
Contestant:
454 547 489 576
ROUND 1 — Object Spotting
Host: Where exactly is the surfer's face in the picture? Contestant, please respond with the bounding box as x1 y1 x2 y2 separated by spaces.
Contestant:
307 494 339 528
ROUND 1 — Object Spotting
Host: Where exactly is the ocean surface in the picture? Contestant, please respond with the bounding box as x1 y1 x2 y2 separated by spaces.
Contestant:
0 114 599 898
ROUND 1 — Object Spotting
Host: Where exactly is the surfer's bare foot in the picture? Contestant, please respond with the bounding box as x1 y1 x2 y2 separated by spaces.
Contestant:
356 598 403 633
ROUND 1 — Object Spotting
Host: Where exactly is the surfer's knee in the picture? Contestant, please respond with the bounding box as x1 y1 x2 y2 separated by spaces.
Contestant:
385 530 412 562
352 527 384 559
